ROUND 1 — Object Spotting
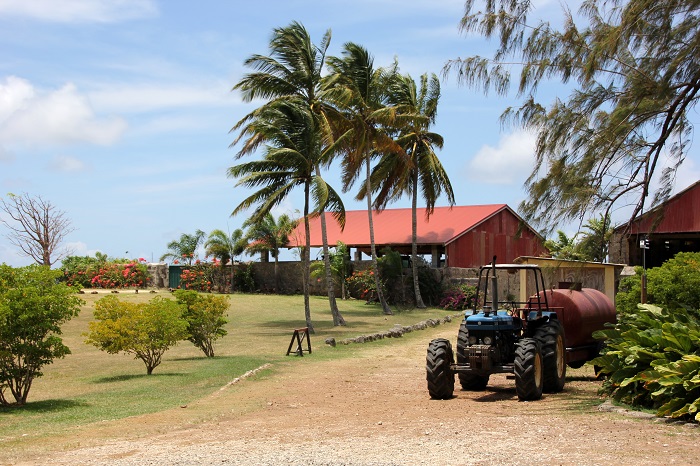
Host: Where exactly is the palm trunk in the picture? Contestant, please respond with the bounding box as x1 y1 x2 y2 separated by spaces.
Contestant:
365 156 392 315
303 182 314 333
320 210 346 326
411 152 426 308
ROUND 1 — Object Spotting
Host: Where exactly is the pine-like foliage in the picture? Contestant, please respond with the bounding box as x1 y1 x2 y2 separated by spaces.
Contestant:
449 0 700 233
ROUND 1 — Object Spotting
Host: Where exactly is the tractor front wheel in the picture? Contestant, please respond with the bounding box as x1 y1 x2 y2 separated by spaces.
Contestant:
514 338 543 401
456 322 490 390
426 338 455 399
532 319 566 392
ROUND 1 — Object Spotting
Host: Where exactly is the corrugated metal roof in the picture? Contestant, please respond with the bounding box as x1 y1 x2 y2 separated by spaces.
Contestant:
288 204 510 247
614 180 700 234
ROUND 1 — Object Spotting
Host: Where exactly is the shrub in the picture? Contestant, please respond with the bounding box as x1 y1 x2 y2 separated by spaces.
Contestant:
592 304 700 421
232 263 256 292
85 295 188 374
440 284 478 310
179 263 213 292
615 252 700 313
62 256 150 289
346 269 385 303
0 265 83 405
593 252 700 421
174 290 229 357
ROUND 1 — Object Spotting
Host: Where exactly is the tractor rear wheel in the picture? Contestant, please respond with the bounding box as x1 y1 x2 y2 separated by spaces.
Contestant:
456 322 490 390
532 319 566 392
426 338 455 399
514 338 543 401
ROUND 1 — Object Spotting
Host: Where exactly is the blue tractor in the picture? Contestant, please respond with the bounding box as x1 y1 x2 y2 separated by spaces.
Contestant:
426 259 567 401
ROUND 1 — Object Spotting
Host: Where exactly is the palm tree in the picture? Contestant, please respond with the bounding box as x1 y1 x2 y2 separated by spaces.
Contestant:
371 73 455 308
160 229 205 265
204 228 247 292
243 212 297 292
232 21 347 327
325 42 405 315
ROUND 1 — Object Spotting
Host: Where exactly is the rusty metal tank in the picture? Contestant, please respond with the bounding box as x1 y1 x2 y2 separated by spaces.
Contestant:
533 288 616 365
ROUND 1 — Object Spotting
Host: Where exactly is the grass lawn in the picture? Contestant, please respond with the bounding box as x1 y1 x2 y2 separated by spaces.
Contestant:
0 291 455 443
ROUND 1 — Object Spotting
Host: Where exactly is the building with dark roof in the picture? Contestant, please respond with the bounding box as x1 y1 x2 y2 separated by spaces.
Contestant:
609 180 700 268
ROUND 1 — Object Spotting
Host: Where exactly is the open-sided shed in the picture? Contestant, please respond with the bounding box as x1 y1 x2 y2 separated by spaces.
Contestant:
287 204 547 268
609 180 700 267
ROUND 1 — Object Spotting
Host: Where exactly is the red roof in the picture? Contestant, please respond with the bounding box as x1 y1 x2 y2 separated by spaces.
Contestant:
288 204 512 247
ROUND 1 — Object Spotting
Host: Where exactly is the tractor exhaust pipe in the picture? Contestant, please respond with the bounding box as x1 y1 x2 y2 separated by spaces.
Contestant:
490 256 498 315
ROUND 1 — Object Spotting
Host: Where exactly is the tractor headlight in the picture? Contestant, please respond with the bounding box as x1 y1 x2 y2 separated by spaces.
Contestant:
468 336 477 345
482 336 493 345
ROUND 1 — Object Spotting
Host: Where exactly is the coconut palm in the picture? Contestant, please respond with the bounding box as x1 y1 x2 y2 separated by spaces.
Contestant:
204 228 247 292
371 73 455 308
325 42 405 315
232 21 347 327
229 101 346 332
243 212 297 292
160 229 205 265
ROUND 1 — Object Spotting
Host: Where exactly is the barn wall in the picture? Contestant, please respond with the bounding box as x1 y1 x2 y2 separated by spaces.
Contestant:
445 210 546 267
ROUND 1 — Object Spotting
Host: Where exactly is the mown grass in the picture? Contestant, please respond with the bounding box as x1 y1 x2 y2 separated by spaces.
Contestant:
0 291 453 441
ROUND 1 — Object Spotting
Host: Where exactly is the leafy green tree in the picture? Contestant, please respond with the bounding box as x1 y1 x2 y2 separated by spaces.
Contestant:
373 72 454 308
244 212 297 292
448 0 700 234
0 265 83 405
160 229 205 265
205 228 247 292
174 290 229 358
85 295 188 374
232 21 348 327
326 42 403 315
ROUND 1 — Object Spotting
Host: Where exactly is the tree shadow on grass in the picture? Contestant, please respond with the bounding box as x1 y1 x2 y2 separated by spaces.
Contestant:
93 372 185 384
0 399 88 413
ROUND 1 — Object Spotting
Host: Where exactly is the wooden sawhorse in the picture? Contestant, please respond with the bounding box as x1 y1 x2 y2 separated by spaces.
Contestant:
286 327 311 356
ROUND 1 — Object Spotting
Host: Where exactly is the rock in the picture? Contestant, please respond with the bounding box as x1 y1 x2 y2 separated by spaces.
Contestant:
325 338 336 347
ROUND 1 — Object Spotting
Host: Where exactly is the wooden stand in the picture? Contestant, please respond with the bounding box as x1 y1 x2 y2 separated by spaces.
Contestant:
286 327 311 356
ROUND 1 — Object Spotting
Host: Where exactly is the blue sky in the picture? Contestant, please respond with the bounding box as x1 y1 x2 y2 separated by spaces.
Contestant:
1 0 698 266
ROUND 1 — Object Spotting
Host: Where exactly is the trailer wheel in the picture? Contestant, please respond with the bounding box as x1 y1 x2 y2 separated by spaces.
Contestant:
514 338 543 401
426 338 455 399
532 319 566 392
456 322 490 390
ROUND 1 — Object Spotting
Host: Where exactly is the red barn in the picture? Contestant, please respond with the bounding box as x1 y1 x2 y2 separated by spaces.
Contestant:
610 180 700 267
287 204 547 268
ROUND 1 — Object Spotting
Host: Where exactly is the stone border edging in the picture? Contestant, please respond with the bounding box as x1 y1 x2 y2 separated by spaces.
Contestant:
324 312 463 347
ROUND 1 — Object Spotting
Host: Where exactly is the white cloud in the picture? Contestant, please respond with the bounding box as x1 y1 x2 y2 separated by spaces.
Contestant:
48 155 88 173
0 0 157 23
467 130 537 184
0 76 127 147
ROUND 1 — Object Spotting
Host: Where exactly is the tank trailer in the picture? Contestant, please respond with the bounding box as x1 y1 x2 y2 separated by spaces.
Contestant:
426 259 616 401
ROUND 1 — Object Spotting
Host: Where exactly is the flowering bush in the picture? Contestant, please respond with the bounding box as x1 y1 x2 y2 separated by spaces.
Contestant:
179 264 213 292
440 284 478 310
346 269 385 303
62 256 150 289
89 262 150 289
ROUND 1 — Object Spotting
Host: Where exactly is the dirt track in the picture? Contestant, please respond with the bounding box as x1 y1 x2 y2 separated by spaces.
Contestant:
6 324 700 466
